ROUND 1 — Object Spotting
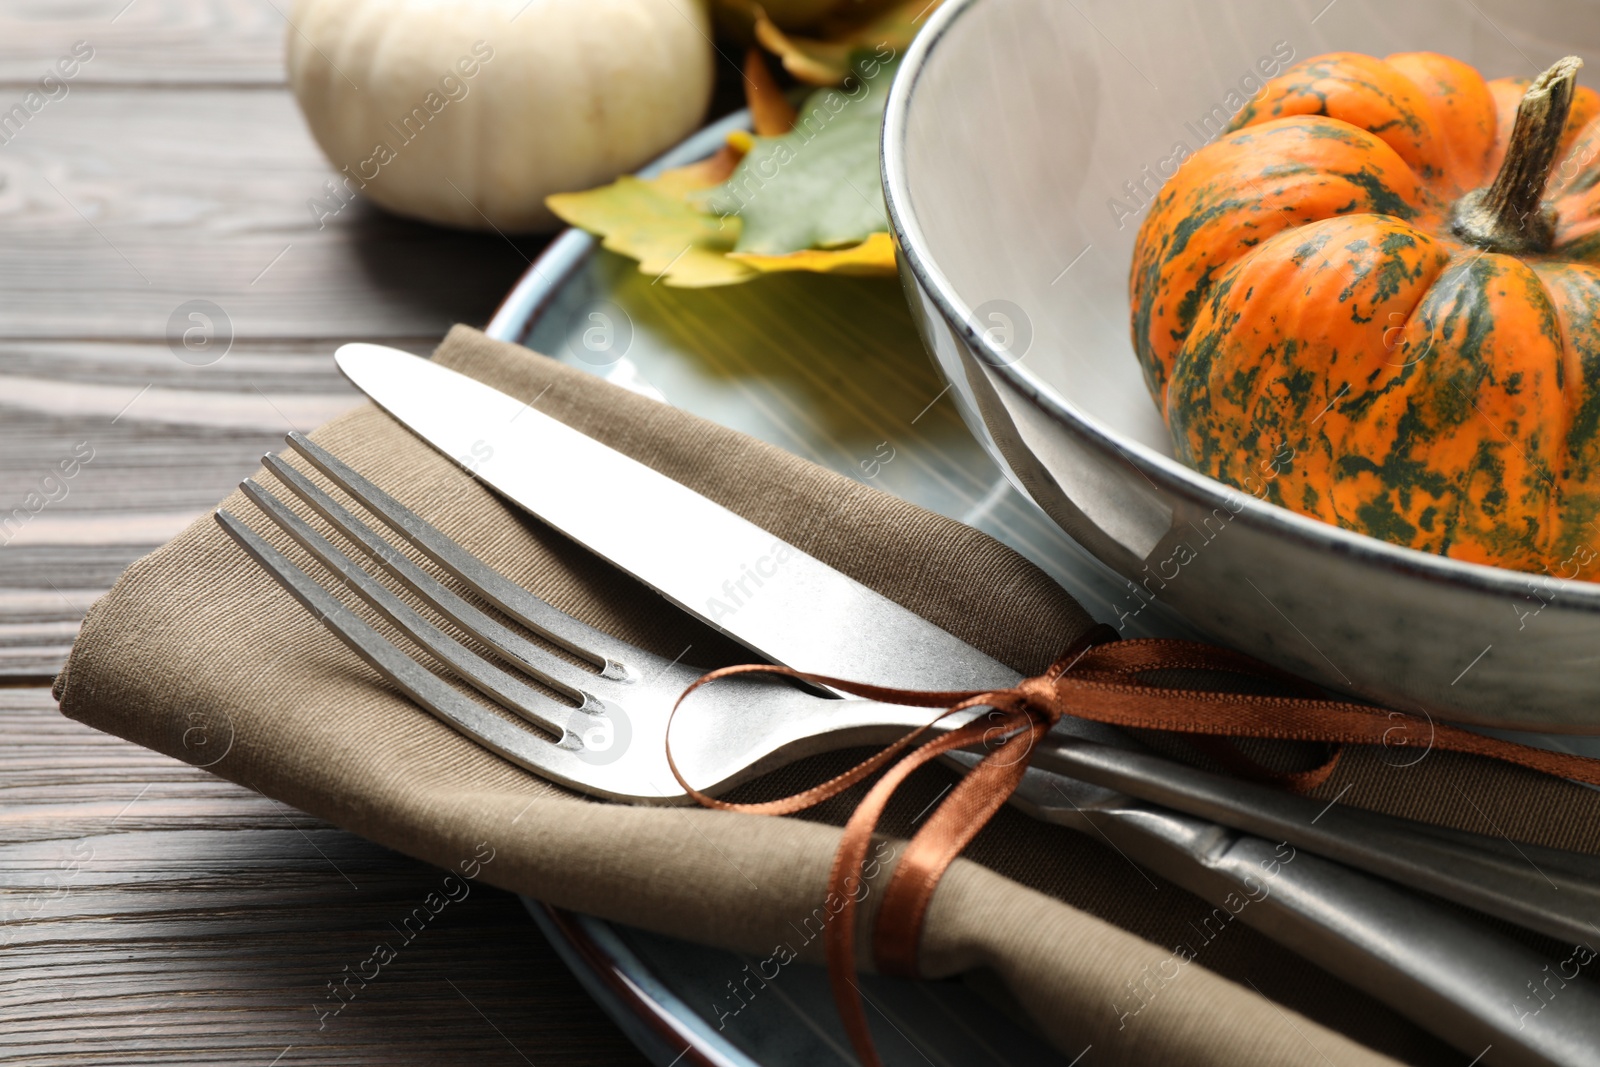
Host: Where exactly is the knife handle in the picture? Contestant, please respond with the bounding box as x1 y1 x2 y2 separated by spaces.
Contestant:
1027 736 1600 948
1093 808 1600 1067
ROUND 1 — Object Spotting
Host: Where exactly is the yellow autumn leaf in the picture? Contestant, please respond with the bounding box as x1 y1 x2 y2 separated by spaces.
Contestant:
729 231 897 275
546 149 758 288
755 0 944 85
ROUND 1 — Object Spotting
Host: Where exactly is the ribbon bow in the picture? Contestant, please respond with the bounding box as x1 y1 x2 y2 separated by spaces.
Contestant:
665 626 1600 1067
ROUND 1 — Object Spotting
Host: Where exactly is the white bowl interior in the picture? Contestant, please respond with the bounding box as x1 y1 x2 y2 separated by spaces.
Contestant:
903 0 1600 456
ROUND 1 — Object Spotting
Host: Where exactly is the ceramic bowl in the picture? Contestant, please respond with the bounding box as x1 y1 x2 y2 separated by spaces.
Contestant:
884 0 1600 730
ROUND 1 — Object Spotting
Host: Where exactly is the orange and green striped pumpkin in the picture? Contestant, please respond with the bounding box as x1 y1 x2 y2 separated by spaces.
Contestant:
1131 51 1600 577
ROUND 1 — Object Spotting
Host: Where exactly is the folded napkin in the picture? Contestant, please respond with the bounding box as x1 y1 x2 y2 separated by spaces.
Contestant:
57 326 1600 1067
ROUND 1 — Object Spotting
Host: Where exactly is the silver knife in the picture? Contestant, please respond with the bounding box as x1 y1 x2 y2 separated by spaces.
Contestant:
337 342 1600 1066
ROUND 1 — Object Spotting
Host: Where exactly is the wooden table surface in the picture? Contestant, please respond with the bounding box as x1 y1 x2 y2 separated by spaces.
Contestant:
1 3 652 1062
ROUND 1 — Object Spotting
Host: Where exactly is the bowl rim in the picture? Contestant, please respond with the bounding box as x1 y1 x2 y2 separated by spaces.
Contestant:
880 0 1600 613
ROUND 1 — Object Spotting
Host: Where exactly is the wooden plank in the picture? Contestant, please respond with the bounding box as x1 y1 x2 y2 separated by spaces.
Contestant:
0 339 378 676
0 0 285 86
0 2 736 1057
0 688 648 1066
0 62 738 678
0 88 546 340
0 589 95 677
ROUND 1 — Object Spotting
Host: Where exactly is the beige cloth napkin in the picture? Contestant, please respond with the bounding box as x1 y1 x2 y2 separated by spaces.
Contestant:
56 326 1600 1067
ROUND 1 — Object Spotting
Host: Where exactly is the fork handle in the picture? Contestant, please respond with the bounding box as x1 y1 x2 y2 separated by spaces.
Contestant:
1094 808 1600 1067
1028 735 1600 947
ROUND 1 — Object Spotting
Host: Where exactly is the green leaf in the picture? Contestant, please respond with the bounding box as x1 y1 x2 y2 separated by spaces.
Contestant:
697 53 899 256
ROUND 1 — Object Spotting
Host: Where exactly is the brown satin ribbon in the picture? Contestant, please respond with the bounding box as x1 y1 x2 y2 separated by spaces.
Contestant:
664 626 1600 1067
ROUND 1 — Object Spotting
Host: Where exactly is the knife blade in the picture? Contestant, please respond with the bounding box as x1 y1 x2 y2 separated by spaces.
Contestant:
336 342 1042 696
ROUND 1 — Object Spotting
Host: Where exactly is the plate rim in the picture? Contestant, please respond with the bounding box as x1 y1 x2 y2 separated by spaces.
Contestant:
524 899 758 1067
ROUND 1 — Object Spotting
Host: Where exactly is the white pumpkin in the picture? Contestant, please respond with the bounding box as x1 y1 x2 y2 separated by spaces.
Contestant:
288 0 714 233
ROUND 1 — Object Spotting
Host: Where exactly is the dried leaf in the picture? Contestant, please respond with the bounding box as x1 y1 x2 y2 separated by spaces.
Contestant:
544 38 911 286
545 147 757 288
744 46 798 136
672 142 744 186
729 231 896 275
755 0 943 85
697 54 899 255
711 0 854 37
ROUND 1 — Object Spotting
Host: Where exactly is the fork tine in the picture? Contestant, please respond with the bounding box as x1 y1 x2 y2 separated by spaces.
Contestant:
214 508 590 785
259 452 605 706
237 481 588 742
285 431 635 679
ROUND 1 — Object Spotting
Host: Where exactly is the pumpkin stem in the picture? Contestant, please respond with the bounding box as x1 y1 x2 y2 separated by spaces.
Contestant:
1451 55 1583 255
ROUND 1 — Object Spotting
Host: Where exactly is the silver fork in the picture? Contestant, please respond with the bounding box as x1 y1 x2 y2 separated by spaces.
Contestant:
214 434 1600 920
217 435 1600 1066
